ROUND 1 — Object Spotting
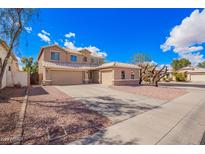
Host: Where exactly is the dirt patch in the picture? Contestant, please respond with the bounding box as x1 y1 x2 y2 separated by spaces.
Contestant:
111 85 187 101
22 86 111 145
0 87 26 144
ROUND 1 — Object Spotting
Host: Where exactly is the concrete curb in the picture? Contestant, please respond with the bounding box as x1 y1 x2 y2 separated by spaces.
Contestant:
13 87 30 145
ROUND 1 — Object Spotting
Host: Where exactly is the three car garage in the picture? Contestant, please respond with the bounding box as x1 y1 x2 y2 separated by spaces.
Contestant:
40 62 141 86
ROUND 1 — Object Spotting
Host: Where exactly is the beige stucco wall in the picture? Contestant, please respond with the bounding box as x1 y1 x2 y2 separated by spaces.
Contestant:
40 46 103 65
6 71 30 87
98 67 140 86
44 47 68 63
113 67 140 80
38 51 44 74
0 45 20 88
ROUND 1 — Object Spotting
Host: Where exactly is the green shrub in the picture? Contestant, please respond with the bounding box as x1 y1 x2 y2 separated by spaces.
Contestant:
174 72 187 81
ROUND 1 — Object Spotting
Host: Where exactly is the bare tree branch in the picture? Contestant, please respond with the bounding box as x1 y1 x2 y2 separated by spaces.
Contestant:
0 8 35 88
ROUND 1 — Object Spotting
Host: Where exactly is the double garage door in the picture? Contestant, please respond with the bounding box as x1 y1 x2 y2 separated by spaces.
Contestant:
190 74 205 82
51 70 83 85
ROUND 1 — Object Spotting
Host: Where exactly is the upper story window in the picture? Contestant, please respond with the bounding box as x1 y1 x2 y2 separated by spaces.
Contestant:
121 71 125 79
51 52 60 61
83 56 87 62
131 71 135 79
70 55 77 62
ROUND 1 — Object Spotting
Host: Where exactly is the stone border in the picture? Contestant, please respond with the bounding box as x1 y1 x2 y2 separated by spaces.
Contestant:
13 87 30 145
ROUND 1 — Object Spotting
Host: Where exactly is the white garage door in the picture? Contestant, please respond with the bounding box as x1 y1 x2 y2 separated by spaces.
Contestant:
51 70 83 85
101 70 113 85
191 74 205 82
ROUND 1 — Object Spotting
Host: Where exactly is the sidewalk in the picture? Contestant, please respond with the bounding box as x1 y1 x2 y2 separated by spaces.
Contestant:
70 91 205 145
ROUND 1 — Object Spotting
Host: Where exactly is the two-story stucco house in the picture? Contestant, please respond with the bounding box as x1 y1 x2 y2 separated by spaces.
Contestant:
37 44 141 86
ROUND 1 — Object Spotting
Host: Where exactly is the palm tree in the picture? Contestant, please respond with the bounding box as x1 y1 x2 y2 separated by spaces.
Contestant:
21 57 38 74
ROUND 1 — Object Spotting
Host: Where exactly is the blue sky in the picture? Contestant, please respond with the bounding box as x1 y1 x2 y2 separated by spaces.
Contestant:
17 8 205 66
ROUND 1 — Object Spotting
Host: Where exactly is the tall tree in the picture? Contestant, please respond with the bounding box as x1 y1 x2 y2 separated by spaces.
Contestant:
171 58 191 70
197 61 205 68
0 8 35 88
131 53 152 64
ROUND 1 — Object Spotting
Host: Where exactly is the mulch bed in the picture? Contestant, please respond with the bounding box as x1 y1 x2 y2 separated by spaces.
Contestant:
0 87 26 145
111 85 188 101
22 86 111 145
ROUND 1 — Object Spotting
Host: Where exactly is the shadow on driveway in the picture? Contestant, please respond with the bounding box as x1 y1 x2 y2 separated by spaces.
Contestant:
76 95 160 124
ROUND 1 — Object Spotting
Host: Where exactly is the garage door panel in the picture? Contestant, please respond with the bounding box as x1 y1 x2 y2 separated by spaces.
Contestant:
191 75 205 82
101 71 112 85
51 70 83 85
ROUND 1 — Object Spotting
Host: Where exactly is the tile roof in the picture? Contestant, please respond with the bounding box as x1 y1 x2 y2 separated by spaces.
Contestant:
98 62 141 69
42 61 141 70
42 61 98 70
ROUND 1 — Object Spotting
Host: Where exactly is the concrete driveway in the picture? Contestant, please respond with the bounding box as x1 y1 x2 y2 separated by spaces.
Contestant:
55 84 166 123
65 86 205 145
55 84 205 145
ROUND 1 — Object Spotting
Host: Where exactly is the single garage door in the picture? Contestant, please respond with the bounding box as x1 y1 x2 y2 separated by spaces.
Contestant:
51 70 83 85
191 74 205 82
101 70 113 85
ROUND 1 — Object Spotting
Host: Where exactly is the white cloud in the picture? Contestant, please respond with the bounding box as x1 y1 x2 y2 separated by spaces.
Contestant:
97 52 107 58
161 9 205 65
63 40 107 58
41 30 50 36
64 39 76 50
24 26 32 33
38 33 51 43
65 32 75 38
179 52 204 65
54 41 59 45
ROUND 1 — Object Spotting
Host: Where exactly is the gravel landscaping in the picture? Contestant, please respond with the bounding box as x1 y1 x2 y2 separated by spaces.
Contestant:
0 87 26 145
111 85 187 101
22 86 111 145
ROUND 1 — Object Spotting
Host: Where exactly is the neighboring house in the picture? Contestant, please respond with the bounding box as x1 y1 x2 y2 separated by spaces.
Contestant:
178 66 205 82
37 44 141 86
0 39 30 89
167 66 205 82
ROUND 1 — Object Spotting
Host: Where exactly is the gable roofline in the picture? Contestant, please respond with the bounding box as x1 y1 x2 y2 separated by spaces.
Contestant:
41 61 141 70
0 39 18 61
97 62 141 69
37 44 105 61
37 44 62 61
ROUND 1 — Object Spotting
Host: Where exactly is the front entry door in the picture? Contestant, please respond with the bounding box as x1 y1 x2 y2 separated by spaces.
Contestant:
88 71 93 83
